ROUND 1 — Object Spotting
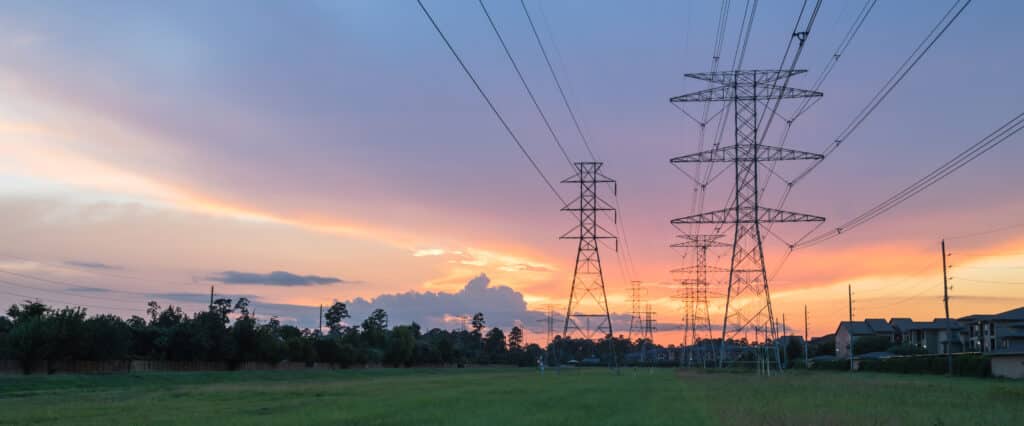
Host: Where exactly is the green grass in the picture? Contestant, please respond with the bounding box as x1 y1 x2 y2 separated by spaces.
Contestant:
0 367 1021 425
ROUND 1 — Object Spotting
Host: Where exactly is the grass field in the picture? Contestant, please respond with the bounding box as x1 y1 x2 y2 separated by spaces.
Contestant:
1 367 1022 425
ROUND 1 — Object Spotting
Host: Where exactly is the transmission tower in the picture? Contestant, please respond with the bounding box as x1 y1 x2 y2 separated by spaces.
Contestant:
562 162 618 368
627 281 651 340
670 70 825 370
672 234 728 367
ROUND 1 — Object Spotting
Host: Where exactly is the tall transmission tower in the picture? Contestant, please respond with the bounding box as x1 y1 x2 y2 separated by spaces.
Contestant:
670 70 825 370
562 162 618 368
672 234 728 367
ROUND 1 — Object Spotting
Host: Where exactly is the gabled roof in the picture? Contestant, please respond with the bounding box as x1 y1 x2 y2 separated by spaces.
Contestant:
889 318 915 331
993 306 1024 321
837 321 875 336
865 318 895 334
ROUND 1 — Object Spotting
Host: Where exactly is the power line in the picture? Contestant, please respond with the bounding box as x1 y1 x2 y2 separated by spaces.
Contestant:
478 0 574 169
956 277 1024 286
796 111 1024 248
789 0 973 187
0 279 146 313
519 0 596 162
0 269 147 304
945 222 1024 240
792 0 878 118
417 0 566 205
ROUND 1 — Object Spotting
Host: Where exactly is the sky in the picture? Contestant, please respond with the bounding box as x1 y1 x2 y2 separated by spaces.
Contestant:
0 0 1022 344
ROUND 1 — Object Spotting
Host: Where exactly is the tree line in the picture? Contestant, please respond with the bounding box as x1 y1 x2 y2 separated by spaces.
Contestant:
0 298 671 373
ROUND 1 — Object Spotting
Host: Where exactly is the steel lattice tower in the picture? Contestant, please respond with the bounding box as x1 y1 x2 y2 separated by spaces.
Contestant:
672 234 728 366
561 162 618 368
627 281 652 341
670 70 825 370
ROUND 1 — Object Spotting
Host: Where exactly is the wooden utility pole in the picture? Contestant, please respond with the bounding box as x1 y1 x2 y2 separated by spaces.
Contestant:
318 304 324 334
803 305 809 367
942 239 953 376
209 285 214 311
848 284 854 372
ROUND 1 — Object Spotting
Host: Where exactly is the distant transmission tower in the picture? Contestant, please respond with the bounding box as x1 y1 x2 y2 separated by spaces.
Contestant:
670 70 825 370
627 281 651 340
672 234 728 367
562 162 618 368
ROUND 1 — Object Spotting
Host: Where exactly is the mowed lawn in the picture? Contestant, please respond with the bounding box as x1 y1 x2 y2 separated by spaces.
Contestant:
1 367 1022 425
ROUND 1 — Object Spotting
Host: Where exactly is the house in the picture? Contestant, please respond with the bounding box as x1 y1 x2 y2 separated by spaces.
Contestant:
960 306 1024 353
888 318 965 354
835 320 890 359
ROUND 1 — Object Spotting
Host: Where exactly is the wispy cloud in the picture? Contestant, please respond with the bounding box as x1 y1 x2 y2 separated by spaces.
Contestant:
209 270 352 287
64 260 121 270
413 248 446 257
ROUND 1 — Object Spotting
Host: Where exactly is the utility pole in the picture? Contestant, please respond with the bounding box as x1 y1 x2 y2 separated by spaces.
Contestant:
209 285 214 311
781 313 788 368
803 304 809 367
848 284 854 372
319 304 323 334
561 162 618 372
942 239 953 376
670 70 824 372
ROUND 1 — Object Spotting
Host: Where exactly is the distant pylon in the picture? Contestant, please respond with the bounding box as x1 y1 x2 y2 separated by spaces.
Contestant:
535 304 556 345
627 281 651 340
562 162 618 369
672 234 728 367
670 70 825 371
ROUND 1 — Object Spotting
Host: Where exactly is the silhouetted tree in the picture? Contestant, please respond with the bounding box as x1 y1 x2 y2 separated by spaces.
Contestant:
471 312 485 335
324 302 350 334
508 326 524 352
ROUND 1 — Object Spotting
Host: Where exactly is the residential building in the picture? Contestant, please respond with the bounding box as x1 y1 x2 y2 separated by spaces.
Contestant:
835 320 891 359
888 318 965 354
960 306 1024 353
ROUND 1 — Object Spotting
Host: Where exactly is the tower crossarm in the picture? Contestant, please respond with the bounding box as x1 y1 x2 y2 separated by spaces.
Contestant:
671 207 825 224
670 144 823 163
684 69 808 85
671 85 822 103
670 265 730 273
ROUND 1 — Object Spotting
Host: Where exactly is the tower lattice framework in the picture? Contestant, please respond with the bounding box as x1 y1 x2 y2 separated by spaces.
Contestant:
562 162 618 369
670 70 825 370
672 234 728 366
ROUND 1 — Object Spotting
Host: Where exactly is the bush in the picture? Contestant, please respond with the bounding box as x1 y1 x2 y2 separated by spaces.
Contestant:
857 354 990 377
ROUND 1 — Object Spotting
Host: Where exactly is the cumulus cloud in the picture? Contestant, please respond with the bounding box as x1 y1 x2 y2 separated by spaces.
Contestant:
209 270 349 286
342 274 542 330
64 260 121 270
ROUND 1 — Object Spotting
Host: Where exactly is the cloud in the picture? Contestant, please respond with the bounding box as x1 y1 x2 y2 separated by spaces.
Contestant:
64 260 121 270
343 274 547 331
413 248 446 257
209 270 349 287
498 263 555 273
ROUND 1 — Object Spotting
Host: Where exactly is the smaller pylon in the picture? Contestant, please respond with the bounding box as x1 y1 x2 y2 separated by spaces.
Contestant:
627 281 652 340
672 234 728 367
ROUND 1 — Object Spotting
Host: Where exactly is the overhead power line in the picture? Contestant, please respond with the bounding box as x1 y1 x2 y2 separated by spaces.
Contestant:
519 0 597 162
796 111 1024 248
417 0 566 205
478 0 574 169
789 0 973 188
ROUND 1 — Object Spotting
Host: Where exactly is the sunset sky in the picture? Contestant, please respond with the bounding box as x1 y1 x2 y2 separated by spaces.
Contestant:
1 0 1022 344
